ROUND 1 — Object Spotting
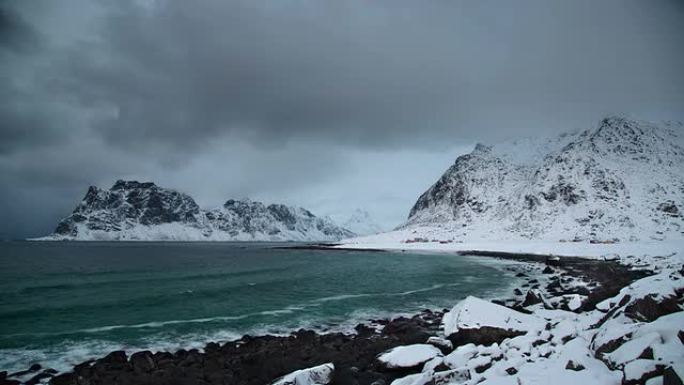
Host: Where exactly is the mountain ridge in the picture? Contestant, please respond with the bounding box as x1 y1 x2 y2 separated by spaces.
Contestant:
42 181 355 241
400 115 684 241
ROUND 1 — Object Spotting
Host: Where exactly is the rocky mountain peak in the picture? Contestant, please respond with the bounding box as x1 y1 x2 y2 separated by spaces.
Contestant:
111 180 158 191
404 116 684 241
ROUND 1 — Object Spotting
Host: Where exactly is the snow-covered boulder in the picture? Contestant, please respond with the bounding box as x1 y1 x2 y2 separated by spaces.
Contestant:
442 296 546 345
426 336 453 352
271 363 334 385
377 344 443 371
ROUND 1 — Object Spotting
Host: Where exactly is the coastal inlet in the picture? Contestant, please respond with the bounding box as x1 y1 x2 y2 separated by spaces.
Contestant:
0 241 520 374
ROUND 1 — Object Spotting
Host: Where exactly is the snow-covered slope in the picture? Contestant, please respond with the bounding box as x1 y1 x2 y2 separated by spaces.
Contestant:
41 180 355 241
402 116 684 242
336 208 385 236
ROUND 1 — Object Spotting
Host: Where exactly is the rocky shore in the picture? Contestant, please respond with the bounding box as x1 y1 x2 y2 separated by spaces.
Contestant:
1 249 681 385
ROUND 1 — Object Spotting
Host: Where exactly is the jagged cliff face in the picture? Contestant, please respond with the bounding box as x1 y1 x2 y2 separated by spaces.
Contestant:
49 181 354 241
404 116 684 241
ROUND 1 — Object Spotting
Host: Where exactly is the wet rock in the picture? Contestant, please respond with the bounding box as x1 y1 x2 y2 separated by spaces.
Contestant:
542 266 554 274
101 350 127 364
49 372 77 385
354 324 375 337
25 370 54 385
130 351 156 373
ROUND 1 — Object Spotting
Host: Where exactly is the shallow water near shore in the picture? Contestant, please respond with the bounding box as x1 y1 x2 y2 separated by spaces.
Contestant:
0 241 519 373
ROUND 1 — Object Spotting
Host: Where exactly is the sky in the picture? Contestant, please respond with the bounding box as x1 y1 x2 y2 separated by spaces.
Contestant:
1 0 684 239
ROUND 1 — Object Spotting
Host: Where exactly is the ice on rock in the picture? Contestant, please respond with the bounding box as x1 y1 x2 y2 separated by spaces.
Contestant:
271 363 334 385
377 344 443 370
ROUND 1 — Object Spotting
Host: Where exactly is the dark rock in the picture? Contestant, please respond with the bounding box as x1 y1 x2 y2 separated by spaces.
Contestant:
130 351 156 373
664 366 684 385
475 362 492 374
49 373 77 385
547 280 563 293
205 342 220 354
331 366 360 385
638 347 654 360
101 350 127 364
447 326 525 347
623 364 665 385
354 324 375 337
624 294 681 322
542 266 554 274
565 360 585 371
522 290 544 307
25 371 54 385
506 367 518 375
513 288 523 296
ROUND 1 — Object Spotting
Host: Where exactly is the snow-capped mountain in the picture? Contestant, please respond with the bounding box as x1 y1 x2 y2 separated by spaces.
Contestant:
401 116 684 241
43 180 355 241
336 209 385 236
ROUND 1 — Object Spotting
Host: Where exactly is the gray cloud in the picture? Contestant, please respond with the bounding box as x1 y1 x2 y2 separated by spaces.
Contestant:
1 0 683 238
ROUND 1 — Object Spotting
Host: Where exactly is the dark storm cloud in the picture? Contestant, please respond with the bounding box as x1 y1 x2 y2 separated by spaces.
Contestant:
55 0 684 151
1 0 684 238
0 3 41 53
6 0 684 153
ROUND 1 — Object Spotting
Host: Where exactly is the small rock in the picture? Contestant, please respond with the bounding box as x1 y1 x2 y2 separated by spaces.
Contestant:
664 366 684 385
565 360 585 371
522 290 543 307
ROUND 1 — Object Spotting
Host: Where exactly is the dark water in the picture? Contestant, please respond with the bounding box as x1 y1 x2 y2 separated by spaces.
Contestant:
0 241 518 372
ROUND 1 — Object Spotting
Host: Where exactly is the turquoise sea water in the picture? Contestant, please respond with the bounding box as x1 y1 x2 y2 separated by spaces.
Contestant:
0 241 518 373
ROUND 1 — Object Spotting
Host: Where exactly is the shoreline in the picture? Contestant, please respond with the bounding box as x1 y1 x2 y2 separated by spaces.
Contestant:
2 246 661 385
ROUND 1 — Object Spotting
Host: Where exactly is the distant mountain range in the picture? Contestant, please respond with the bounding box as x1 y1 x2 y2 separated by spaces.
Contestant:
40 180 355 241
401 115 684 241
339 208 385 236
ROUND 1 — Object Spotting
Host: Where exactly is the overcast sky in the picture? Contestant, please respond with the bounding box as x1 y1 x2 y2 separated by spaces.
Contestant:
1 0 683 239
